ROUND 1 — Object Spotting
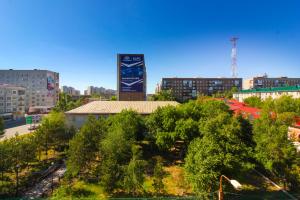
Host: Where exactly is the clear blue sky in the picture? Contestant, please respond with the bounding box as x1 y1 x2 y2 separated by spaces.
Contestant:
0 0 300 93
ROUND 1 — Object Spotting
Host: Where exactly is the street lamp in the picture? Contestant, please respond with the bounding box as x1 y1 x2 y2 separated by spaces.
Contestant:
51 162 54 193
219 175 242 200
15 164 20 196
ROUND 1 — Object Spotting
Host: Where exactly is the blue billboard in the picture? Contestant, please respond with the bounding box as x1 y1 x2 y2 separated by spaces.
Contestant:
120 54 144 92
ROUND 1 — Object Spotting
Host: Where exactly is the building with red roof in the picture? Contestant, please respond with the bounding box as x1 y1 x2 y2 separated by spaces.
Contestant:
223 99 261 121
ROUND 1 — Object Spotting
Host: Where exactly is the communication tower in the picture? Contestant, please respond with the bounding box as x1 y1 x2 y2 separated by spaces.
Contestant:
230 37 238 78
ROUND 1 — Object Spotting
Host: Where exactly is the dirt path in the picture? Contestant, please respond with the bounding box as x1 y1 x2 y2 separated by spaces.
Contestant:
23 164 66 199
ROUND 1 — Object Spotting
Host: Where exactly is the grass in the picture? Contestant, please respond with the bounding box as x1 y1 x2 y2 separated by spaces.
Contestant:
163 166 192 196
50 180 107 200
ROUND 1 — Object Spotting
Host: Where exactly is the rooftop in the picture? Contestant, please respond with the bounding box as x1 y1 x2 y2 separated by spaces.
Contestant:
238 86 300 94
226 99 261 120
65 101 179 115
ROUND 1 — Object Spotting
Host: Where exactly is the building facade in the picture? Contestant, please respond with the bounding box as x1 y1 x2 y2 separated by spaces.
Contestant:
243 75 300 90
161 78 242 102
0 84 26 117
117 54 146 101
0 69 59 111
65 100 179 128
233 86 300 102
62 86 80 96
85 86 116 100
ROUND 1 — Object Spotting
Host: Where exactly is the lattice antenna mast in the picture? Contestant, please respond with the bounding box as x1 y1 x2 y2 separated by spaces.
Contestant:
230 37 238 78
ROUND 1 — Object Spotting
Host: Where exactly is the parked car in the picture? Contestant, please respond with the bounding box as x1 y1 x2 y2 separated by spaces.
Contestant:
28 125 39 131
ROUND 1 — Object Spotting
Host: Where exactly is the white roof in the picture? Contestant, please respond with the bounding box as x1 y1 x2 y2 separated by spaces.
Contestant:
65 101 179 115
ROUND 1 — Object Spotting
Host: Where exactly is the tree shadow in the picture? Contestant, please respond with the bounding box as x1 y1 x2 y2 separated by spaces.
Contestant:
71 187 96 198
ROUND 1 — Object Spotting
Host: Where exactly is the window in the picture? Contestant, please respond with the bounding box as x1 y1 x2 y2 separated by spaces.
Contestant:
18 90 25 95
183 80 192 87
12 90 17 94
6 97 11 101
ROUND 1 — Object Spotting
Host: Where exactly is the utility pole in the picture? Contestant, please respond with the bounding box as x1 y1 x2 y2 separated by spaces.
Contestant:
230 37 239 78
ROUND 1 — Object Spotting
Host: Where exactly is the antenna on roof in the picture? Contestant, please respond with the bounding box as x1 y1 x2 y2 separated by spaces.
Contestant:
230 37 238 78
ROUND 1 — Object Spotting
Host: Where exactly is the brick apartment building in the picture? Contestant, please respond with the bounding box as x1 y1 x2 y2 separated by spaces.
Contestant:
243 75 300 89
161 77 242 102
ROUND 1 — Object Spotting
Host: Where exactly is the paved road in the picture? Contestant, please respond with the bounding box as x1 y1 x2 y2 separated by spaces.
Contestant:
0 124 37 141
24 164 66 199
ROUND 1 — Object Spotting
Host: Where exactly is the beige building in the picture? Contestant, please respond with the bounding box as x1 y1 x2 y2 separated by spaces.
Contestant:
0 84 26 118
288 126 300 152
243 75 300 90
0 69 59 111
233 86 300 102
65 100 179 128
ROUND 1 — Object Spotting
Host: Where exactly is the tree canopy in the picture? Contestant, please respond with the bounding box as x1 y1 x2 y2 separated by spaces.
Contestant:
150 90 175 101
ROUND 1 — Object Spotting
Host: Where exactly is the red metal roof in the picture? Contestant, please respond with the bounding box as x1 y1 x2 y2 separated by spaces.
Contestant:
226 99 261 120
214 98 300 124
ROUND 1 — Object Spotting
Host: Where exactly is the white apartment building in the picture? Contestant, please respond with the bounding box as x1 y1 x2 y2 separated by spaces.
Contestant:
86 86 116 97
0 84 26 117
0 69 59 111
233 86 300 102
61 86 80 96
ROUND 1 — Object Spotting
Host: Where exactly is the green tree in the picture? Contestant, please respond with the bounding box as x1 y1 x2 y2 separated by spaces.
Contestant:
99 110 145 192
146 105 181 150
54 92 84 112
0 117 4 136
123 146 147 196
262 95 300 115
185 113 253 197
274 95 298 114
35 111 67 159
67 116 107 177
152 157 165 196
0 141 11 183
108 110 146 141
147 99 230 152
2 135 37 192
18 135 37 168
212 86 238 99
110 96 117 101
243 96 263 108
99 125 133 191
150 90 175 101
54 92 71 111
253 112 299 188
